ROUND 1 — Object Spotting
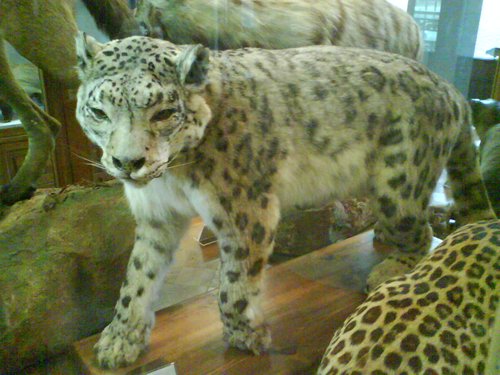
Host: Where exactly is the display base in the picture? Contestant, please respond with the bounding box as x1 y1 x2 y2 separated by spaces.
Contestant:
72 231 441 374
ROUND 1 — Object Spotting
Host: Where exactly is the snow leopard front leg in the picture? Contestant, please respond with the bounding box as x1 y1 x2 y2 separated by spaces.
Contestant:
94 212 190 369
206 192 280 354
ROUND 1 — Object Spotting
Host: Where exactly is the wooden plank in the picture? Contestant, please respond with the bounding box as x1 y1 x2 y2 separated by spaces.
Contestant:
73 231 441 374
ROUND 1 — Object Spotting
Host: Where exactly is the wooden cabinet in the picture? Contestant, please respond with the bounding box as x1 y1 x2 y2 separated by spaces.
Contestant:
0 74 112 189
0 125 58 187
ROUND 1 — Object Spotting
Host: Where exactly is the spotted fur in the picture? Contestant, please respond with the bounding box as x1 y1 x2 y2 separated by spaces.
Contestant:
135 0 423 59
75 35 495 368
319 220 500 375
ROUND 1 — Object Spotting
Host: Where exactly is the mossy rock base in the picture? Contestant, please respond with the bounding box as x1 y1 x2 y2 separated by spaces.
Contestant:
0 182 134 373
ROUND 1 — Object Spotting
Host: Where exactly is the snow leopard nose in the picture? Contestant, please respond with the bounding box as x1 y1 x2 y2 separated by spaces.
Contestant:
112 156 146 173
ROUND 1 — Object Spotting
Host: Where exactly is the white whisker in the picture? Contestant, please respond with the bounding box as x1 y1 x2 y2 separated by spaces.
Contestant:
83 162 107 170
72 152 106 170
166 152 180 165
165 160 196 170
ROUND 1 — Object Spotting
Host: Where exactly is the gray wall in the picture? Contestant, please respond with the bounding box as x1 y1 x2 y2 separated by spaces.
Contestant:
409 0 484 97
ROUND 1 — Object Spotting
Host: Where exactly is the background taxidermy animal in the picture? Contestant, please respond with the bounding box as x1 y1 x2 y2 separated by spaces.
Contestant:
135 0 424 59
470 98 500 215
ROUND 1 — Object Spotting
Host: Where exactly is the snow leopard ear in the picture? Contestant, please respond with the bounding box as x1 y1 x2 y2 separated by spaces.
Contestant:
75 32 104 79
176 44 209 86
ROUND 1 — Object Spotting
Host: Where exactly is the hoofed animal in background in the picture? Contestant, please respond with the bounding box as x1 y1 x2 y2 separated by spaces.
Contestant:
75 34 495 368
0 0 139 205
135 0 423 59
319 220 499 375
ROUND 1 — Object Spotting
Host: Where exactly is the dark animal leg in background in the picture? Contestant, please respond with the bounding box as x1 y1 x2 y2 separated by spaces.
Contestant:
0 100 13 122
0 38 60 205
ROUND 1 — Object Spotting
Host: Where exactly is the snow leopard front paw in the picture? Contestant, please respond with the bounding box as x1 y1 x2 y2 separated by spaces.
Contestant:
223 321 271 355
94 317 152 369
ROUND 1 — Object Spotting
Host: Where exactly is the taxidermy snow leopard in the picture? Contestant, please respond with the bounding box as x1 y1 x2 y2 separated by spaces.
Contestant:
135 0 423 60
75 34 495 368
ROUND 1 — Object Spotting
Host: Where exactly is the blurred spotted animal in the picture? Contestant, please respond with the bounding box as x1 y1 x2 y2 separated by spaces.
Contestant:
319 220 500 375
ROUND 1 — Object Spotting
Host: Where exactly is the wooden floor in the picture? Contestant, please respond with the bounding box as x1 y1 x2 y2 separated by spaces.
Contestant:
73 231 441 375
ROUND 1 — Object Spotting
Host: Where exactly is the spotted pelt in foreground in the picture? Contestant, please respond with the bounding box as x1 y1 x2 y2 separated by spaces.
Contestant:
75 35 495 368
135 0 423 60
319 220 500 375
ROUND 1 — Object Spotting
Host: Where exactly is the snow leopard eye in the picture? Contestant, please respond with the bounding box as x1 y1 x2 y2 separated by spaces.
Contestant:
151 108 176 122
89 107 109 121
